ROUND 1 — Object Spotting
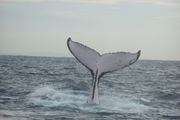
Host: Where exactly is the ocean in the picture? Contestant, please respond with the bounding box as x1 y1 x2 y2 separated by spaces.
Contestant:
0 55 180 120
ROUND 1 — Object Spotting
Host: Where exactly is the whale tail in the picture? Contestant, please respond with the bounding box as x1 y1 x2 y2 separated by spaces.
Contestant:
67 37 141 104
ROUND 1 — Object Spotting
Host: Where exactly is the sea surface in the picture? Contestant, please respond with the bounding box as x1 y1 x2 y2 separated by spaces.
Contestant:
0 55 180 120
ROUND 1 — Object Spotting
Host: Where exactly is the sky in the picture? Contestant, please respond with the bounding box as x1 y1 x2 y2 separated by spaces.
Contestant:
0 0 180 60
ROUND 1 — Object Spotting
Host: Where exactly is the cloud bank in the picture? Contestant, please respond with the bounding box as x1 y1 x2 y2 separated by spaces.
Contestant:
0 0 179 6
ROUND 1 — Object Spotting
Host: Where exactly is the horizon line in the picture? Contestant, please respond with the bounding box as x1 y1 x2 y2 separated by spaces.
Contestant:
0 54 180 62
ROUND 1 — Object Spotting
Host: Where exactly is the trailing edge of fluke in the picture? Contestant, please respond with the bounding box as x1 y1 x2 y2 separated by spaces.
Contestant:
67 37 141 104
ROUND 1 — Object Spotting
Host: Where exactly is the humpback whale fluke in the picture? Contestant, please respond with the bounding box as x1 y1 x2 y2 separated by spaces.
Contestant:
67 37 141 104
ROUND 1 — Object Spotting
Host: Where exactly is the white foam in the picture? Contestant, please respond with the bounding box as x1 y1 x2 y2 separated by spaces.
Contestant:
100 96 149 113
28 86 87 107
28 86 150 113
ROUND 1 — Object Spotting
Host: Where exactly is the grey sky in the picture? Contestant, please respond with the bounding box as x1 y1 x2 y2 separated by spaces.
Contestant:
0 0 180 60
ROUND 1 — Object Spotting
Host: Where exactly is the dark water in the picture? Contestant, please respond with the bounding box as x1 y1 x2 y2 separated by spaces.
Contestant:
0 55 180 120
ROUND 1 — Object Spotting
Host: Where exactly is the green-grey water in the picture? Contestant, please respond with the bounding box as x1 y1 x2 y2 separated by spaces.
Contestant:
0 55 180 120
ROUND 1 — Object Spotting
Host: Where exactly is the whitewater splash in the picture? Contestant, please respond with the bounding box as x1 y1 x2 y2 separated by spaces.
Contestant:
27 86 150 113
